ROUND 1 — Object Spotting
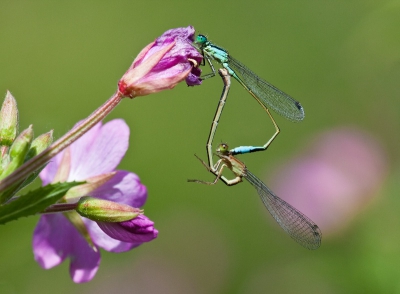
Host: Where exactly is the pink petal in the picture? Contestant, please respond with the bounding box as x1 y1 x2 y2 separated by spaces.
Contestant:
33 214 70 268
33 214 101 283
91 170 147 207
39 149 66 185
39 122 102 184
69 239 101 283
85 219 141 252
132 41 156 67
69 119 129 180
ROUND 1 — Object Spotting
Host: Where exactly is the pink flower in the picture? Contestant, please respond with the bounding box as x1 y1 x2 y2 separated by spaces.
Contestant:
32 119 157 283
270 127 388 235
118 26 202 98
97 214 157 243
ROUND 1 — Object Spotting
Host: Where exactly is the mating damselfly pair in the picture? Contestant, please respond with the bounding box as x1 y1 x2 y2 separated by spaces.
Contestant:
188 34 321 250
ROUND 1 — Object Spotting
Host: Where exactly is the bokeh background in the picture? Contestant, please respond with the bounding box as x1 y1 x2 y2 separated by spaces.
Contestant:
1 0 400 293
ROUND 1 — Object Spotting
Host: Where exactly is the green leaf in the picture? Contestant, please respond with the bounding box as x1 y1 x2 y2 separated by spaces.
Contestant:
0 165 46 204
16 164 47 192
0 182 82 224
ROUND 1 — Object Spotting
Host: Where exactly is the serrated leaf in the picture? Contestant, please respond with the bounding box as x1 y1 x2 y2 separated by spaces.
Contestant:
16 164 46 191
0 165 45 205
0 182 83 224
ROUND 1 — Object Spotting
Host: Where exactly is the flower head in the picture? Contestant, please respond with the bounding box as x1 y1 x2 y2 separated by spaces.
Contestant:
33 119 157 283
118 26 202 98
270 127 388 235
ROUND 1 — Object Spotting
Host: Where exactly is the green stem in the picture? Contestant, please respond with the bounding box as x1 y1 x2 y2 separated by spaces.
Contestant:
42 202 78 214
0 91 124 193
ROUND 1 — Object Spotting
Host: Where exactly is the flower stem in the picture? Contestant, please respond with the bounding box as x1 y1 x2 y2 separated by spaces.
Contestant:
42 202 78 214
0 91 124 193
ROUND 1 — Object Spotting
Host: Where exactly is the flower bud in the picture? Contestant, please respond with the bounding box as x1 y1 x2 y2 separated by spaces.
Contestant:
25 130 53 162
76 196 142 222
0 91 18 147
118 26 202 98
12 130 55 191
97 214 158 243
0 125 33 180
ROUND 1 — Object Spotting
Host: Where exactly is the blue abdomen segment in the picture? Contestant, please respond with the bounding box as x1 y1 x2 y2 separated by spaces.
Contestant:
230 146 265 155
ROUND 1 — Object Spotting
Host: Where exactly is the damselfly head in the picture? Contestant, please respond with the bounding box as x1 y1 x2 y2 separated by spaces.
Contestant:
195 34 208 45
216 143 230 155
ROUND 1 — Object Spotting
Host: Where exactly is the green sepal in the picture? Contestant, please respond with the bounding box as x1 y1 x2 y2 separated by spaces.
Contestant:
0 126 33 180
25 131 53 162
0 181 83 224
63 210 97 252
0 129 52 204
76 196 141 222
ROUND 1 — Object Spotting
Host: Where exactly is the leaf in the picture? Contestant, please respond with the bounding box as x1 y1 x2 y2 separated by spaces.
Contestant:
18 165 47 191
0 165 46 204
0 182 83 224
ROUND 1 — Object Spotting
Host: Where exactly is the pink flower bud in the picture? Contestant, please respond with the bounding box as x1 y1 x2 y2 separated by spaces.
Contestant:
97 214 158 243
118 26 202 98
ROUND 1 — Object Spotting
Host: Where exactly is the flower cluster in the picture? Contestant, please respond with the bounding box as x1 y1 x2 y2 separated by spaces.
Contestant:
33 119 158 283
0 91 53 203
0 26 203 284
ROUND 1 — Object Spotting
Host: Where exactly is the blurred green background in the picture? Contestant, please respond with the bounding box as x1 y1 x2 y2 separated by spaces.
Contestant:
1 0 400 293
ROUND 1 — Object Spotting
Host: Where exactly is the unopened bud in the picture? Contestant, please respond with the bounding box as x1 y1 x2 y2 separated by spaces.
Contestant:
76 196 142 222
0 125 33 180
118 26 202 98
0 91 18 147
25 130 53 162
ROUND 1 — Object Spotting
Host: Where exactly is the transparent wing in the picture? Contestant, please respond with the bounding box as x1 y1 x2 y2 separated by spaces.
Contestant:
244 170 321 249
228 56 305 122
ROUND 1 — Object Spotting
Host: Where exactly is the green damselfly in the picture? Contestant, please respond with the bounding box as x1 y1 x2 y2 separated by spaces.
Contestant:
195 34 304 155
190 69 321 249
195 34 304 122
